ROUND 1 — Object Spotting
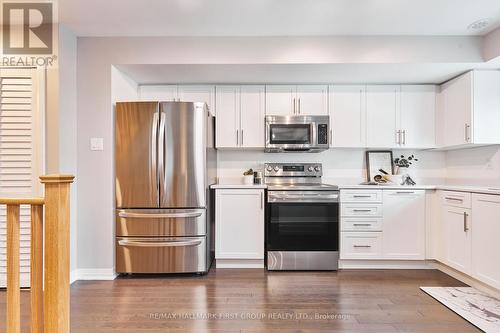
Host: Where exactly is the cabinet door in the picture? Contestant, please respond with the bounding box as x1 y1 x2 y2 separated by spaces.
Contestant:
366 85 400 148
215 86 240 148
138 85 177 101
265 85 296 116
330 85 366 147
296 85 328 115
215 189 265 259
240 85 265 148
471 194 500 289
400 85 436 148
382 190 425 260
178 85 216 115
442 73 472 146
442 205 471 274
472 71 500 144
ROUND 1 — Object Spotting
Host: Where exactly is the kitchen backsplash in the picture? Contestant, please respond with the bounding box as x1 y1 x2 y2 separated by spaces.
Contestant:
217 149 447 185
445 146 500 187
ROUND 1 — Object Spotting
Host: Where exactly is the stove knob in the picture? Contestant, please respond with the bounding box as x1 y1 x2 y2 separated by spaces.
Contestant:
307 166 313 172
314 166 321 172
266 165 273 172
274 166 280 172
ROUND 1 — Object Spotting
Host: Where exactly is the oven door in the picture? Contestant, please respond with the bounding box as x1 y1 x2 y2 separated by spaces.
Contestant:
266 191 339 251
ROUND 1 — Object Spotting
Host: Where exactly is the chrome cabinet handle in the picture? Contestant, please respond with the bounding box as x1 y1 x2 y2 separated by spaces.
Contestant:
118 239 202 247
402 130 406 145
463 212 468 232
241 129 244 146
395 191 414 194
353 195 371 198
396 130 401 144
445 197 463 202
298 98 301 114
353 209 372 212
293 98 296 114
118 211 203 219
329 129 332 145
464 124 471 142
353 245 372 248
353 223 371 226
236 129 239 146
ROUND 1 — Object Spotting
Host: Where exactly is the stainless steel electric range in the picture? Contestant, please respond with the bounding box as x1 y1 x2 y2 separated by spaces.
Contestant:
264 163 339 271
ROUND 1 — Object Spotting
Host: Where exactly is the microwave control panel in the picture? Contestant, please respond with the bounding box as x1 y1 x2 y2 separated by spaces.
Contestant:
317 124 328 145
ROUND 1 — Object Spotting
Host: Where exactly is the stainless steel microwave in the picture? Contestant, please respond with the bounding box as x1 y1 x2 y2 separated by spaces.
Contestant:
265 115 329 153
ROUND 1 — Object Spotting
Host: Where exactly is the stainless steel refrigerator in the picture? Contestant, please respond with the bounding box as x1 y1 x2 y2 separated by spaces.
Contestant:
115 101 217 274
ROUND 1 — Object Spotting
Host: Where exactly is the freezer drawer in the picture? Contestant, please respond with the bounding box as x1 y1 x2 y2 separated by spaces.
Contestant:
116 236 207 273
116 209 206 237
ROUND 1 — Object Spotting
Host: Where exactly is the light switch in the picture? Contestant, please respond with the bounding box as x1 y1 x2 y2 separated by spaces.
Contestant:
90 138 104 151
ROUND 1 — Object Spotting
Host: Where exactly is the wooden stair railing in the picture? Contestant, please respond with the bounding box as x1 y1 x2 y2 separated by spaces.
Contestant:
1 174 75 333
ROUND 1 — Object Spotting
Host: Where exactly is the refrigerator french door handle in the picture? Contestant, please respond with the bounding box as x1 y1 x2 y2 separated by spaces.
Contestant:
151 112 159 195
118 239 202 247
158 111 166 198
118 211 203 219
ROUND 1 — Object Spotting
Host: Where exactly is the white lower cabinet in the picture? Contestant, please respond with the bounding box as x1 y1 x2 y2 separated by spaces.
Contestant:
442 204 472 274
340 189 425 261
382 190 425 260
471 194 500 289
215 189 265 260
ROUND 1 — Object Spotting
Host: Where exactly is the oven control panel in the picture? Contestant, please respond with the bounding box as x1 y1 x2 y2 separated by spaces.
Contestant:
264 163 322 177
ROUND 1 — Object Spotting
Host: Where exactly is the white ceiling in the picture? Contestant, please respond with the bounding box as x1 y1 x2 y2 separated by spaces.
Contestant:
61 0 500 37
116 62 500 85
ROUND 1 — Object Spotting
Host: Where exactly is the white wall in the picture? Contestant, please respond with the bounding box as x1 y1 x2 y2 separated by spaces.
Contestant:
217 149 446 186
445 146 500 187
75 35 486 273
58 26 79 280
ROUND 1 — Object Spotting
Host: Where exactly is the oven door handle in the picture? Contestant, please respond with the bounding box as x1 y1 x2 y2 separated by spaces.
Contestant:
268 194 339 203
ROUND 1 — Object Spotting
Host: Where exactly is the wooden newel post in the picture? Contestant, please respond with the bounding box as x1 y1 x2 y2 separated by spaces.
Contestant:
39 174 75 333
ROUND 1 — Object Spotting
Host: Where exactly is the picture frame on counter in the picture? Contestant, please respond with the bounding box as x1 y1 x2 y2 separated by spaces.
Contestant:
366 150 394 182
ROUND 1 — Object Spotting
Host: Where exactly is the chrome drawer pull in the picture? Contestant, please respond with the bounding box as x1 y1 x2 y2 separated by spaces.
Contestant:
395 191 414 194
118 239 202 247
352 195 371 198
444 197 463 202
353 223 371 226
353 245 372 248
352 209 372 212
118 211 203 219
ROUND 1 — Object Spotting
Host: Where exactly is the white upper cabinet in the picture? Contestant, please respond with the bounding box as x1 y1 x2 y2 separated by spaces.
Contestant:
382 190 425 260
438 70 500 147
265 85 295 116
295 85 328 115
178 85 216 115
240 86 265 148
266 85 328 116
366 85 400 148
138 85 177 101
215 86 240 148
400 85 436 148
329 85 366 147
215 85 265 149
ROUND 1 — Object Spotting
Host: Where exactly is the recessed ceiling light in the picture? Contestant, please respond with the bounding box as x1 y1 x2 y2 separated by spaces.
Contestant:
467 18 491 30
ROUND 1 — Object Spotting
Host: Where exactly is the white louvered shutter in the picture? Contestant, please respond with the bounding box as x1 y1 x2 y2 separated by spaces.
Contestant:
0 68 44 288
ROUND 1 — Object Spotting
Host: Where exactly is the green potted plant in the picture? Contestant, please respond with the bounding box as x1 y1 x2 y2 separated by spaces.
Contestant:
393 154 418 185
243 168 254 185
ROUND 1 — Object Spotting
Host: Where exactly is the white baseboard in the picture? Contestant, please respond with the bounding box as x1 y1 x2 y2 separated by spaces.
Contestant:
431 260 500 299
70 269 78 284
216 259 264 268
339 259 433 269
72 268 118 281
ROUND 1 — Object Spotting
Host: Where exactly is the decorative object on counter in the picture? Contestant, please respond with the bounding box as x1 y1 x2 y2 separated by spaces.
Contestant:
365 151 394 183
243 169 254 185
253 171 263 185
394 154 418 185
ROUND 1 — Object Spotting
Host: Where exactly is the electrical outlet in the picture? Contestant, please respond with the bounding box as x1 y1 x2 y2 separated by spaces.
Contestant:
90 138 104 151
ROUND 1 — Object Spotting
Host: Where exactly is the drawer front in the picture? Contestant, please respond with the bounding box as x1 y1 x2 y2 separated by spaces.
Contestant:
341 203 383 217
341 218 383 231
116 236 207 273
116 209 206 237
340 190 383 203
441 191 471 208
340 232 383 259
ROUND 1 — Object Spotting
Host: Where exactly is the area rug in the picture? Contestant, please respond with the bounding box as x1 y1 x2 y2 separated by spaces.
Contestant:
420 287 500 333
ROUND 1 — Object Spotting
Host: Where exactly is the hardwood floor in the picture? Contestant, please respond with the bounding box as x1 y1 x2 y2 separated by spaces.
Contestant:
0 269 481 332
